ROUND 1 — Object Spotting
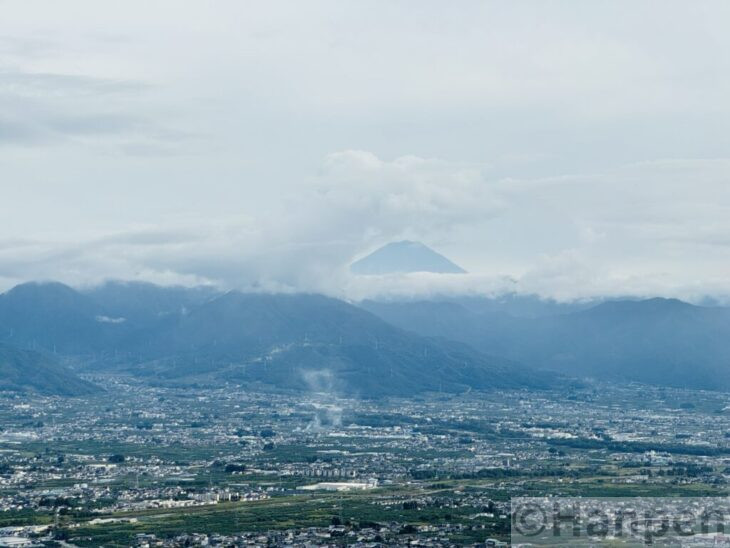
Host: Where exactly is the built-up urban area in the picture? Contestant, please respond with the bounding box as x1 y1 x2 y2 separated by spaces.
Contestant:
3 377 730 546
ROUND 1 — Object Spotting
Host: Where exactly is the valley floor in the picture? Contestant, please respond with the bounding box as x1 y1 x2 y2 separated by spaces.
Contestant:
1 377 730 546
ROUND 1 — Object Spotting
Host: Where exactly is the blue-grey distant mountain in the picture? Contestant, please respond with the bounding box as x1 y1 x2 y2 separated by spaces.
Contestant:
125 291 554 396
350 241 466 275
0 281 219 356
8 280 730 394
0 281 115 355
447 294 598 318
361 297 730 390
0 282 554 397
84 280 220 326
0 342 97 396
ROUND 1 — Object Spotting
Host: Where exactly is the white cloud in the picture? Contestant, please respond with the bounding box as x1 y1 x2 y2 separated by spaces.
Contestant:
312 150 500 239
2 3 730 301
0 150 501 293
2 151 730 304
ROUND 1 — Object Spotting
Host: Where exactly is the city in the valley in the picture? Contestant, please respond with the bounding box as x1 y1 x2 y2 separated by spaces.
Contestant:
2 376 729 546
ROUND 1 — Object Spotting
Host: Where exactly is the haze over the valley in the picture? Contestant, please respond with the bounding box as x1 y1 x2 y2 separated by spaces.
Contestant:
3 1 730 303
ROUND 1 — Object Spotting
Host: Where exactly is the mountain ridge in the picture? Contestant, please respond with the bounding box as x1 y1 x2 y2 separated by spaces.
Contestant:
0 282 556 397
361 296 730 390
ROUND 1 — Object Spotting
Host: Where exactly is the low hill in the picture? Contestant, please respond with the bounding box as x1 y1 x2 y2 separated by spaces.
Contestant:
0 343 97 396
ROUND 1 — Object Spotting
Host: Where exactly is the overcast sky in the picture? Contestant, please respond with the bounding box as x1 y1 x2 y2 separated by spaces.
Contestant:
2 1 730 301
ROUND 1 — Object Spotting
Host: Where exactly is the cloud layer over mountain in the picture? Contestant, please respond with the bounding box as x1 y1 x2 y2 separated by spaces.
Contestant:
2 2 730 301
